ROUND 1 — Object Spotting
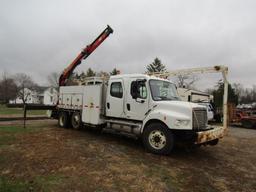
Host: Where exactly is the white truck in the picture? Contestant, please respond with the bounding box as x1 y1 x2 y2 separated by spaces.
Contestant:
52 26 227 155
55 74 225 154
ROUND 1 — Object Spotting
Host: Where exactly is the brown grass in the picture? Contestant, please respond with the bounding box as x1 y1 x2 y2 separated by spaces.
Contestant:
0 120 256 192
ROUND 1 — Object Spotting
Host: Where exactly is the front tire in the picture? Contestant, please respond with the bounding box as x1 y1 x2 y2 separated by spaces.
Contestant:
71 111 82 130
142 123 174 155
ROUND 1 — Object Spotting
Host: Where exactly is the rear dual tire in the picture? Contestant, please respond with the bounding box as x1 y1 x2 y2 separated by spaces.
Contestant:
58 111 81 130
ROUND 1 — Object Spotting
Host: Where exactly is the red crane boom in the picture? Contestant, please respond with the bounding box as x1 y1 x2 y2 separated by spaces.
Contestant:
59 25 113 86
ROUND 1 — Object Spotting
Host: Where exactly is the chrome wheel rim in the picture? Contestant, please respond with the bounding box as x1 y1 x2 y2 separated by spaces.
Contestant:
148 130 166 150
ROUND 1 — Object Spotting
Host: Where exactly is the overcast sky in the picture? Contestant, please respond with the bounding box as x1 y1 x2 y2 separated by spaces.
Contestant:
0 0 255 89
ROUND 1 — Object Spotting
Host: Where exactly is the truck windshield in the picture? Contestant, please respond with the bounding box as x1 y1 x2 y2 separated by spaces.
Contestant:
149 80 180 101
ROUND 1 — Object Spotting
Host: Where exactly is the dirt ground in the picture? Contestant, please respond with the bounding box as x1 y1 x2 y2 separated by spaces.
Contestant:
0 119 256 192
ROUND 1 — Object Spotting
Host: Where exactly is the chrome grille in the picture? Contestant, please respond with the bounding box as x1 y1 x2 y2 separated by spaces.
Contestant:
193 108 207 130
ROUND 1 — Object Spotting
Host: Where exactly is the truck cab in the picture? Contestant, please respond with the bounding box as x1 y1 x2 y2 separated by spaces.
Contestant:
106 74 206 129
104 74 224 154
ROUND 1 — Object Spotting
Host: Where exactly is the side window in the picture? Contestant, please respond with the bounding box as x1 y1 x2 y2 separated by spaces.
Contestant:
139 83 147 99
110 82 123 98
130 81 147 99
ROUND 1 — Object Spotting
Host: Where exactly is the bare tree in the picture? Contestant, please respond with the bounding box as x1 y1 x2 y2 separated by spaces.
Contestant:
236 84 256 104
175 74 199 89
47 72 59 88
0 71 17 104
14 73 38 104
252 85 256 102
233 83 244 104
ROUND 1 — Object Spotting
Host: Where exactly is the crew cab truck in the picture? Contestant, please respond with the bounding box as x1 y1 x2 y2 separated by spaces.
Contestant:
56 74 225 155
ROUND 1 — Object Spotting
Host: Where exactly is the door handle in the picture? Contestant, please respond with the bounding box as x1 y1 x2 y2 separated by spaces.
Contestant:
127 103 130 111
107 102 110 109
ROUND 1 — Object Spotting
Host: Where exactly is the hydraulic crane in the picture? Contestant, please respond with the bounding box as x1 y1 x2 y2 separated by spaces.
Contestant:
59 25 113 86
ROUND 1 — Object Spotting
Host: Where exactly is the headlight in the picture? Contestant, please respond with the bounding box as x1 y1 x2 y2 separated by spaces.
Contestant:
174 120 190 127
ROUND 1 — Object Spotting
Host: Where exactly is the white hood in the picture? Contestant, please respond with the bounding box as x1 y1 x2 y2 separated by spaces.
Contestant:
153 100 206 113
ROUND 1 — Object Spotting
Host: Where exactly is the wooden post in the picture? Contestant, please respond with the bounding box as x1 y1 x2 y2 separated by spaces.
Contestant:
23 104 27 128
222 68 229 131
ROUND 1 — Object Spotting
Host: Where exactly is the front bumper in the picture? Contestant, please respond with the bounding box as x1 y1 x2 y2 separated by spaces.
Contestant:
195 126 226 144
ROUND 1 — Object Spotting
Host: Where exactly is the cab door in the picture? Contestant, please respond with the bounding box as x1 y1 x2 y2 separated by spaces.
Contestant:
105 79 125 118
125 78 149 121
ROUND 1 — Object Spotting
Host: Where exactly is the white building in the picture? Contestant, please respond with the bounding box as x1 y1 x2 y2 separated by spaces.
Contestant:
9 88 40 104
9 87 58 105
